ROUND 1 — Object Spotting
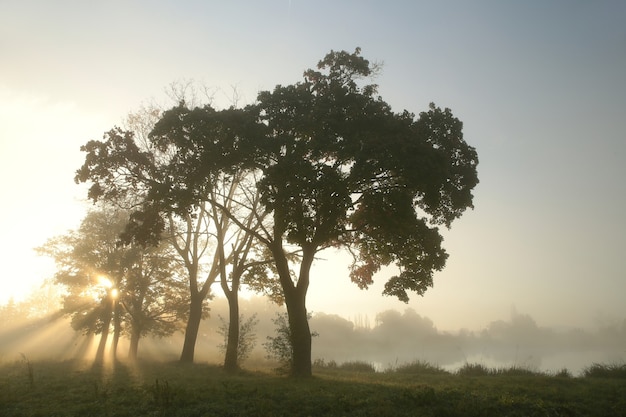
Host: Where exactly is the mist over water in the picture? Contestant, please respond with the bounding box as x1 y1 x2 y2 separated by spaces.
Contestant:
1 296 624 376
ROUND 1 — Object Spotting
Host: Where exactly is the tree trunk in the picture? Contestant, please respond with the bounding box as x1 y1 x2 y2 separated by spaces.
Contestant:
128 325 141 360
179 294 204 363
112 302 121 361
272 243 315 377
219 226 243 372
284 288 311 377
223 292 240 372
94 299 113 364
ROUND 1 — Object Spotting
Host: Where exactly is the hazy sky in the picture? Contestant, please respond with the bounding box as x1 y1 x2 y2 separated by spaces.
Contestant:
1 1 625 331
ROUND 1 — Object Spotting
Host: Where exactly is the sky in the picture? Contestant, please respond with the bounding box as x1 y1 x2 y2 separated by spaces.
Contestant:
1 1 625 332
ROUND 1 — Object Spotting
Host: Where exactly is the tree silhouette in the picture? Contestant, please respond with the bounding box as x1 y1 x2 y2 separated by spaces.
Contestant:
78 48 479 376
151 49 478 376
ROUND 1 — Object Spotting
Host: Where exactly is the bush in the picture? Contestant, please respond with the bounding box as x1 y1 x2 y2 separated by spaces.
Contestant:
390 360 449 375
216 313 259 364
457 362 544 377
457 363 492 376
582 362 626 379
263 312 317 374
552 368 572 378
492 365 541 377
338 360 376 373
313 358 337 369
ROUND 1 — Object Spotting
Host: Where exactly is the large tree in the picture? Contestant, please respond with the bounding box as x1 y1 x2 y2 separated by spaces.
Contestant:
142 48 479 376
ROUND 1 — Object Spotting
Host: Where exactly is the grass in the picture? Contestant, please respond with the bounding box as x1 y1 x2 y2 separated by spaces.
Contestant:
0 358 625 416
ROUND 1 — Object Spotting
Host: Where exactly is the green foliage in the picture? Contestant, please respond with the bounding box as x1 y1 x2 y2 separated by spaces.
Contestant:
216 313 259 363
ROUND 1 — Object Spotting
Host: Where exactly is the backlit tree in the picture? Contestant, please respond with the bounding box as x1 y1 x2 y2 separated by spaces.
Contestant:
142 48 479 376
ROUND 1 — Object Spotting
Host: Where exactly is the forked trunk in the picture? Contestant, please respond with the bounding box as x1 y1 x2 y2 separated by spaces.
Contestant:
284 289 311 377
273 242 315 377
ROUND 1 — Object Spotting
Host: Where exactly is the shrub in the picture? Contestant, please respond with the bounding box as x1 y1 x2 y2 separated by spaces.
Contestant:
391 360 449 375
263 312 317 374
492 365 541 377
338 360 376 373
313 358 337 369
552 368 572 378
216 313 259 364
457 362 545 377
457 362 492 376
582 362 626 379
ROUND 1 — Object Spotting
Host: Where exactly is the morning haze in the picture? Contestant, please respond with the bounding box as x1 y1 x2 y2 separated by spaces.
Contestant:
2 293 624 376
0 1 625 412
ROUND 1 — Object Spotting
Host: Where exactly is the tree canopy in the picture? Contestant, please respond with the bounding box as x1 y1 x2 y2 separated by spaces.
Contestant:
145 48 478 301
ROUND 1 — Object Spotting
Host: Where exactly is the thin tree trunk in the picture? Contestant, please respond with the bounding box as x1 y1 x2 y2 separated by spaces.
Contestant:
223 292 240 371
112 302 121 361
179 294 204 363
128 326 141 360
94 298 113 365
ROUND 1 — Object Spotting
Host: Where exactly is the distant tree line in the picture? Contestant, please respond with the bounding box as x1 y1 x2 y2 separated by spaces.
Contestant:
2 291 624 374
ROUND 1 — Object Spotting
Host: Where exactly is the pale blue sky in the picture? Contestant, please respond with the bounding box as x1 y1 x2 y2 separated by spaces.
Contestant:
1 1 625 330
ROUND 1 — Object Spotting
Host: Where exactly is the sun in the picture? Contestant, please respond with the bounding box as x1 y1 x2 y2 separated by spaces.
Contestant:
83 275 118 301
97 275 113 288
98 276 119 299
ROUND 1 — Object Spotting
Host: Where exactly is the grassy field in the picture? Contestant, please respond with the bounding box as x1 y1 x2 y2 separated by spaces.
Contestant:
1 358 625 416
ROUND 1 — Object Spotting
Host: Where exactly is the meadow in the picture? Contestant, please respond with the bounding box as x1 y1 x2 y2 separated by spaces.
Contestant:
1 358 624 416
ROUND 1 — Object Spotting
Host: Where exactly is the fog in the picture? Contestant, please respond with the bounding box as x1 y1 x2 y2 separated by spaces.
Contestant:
1 295 624 376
